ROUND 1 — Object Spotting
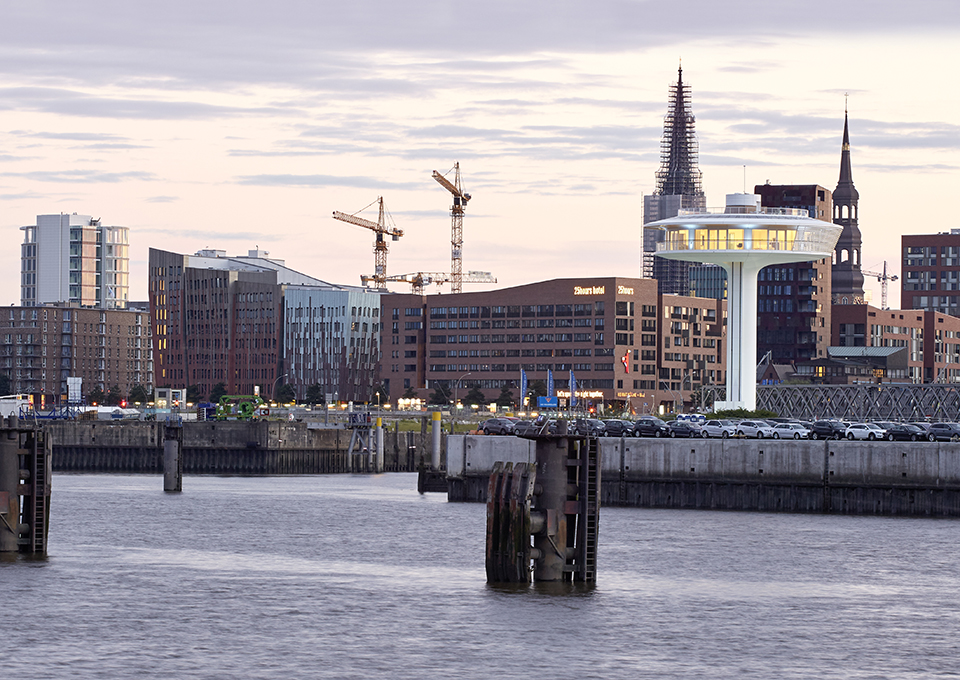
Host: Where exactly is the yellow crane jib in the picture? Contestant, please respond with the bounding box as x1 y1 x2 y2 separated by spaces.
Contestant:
332 196 403 289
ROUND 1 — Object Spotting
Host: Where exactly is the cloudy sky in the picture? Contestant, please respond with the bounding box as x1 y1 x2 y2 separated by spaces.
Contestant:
2 1 958 308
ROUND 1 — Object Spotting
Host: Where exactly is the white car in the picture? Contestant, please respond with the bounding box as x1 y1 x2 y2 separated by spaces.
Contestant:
844 422 886 441
736 420 777 438
701 419 737 438
773 422 811 439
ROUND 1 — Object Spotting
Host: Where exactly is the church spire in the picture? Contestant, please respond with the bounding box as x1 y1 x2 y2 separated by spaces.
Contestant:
834 111 858 202
832 107 864 303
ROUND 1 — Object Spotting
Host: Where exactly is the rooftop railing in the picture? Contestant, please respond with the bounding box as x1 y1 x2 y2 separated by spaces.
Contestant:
678 206 809 217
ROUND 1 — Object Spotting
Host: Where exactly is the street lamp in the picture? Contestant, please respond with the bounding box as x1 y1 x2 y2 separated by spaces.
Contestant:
272 373 288 404
453 372 472 433
453 372 472 409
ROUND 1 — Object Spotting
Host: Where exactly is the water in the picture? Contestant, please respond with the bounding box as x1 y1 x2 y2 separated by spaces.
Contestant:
4 474 960 679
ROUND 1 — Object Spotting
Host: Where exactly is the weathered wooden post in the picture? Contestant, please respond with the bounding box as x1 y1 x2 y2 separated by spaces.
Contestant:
163 423 183 493
486 418 599 583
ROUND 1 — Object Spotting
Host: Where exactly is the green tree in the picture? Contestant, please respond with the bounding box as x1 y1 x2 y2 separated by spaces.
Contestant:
87 386 106 405
428 387 449 405
495 386 514 409
209 382 228 404
527 380 547 403
463 386 487 406
305 383 325 405
186 384 205 403
105 385 124 406
128 384 149 405
275 384 296 404
402 386 418 399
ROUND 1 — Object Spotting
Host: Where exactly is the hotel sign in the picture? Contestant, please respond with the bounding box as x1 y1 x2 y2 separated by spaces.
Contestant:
574 285 604 296
557 389 606 399
617 285 634 295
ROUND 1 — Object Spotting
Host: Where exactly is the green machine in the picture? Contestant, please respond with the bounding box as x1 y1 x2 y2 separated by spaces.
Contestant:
216 395 265 421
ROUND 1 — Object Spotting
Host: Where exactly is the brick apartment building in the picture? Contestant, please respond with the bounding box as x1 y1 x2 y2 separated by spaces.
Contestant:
0 303 153 405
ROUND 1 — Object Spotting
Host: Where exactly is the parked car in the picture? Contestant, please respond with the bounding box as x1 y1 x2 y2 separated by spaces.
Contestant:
601 419 635 437
844 422 887 441
810 420 846 440
667 420 702 438
773 422 811 439
871 422 924 442
514 419 555 437
480 417 516 435
573 418 606 437
633 416 670 438
736 420 776 439
700 419 737 438
925 422 960 442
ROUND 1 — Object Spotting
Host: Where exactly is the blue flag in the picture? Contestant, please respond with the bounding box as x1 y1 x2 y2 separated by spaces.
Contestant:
521 369 528 407
547 369 554 398
569 370 577 409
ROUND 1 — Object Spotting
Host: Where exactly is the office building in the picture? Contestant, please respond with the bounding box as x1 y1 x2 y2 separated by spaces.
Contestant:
20 213 129 309
149 248 382 402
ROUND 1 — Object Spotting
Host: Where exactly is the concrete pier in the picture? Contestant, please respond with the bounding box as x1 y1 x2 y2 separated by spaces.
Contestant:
448 435 960 517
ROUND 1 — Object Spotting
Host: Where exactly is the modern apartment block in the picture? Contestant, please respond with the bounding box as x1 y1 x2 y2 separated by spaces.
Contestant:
803 304 960 383
20 213 129 309
901 231 960 316
380 277 725 414
754 183 834 363
148 248 381 402
0 303 153 404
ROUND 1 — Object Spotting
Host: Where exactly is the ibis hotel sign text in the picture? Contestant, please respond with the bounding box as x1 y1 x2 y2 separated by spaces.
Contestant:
572 284 634 296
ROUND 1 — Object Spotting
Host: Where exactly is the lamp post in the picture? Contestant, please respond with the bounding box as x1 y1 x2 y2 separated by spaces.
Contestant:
272 373 288 404
453 372 472 433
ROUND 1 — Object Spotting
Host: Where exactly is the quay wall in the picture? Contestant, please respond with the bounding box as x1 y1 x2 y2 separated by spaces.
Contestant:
446 435 960 517
44 421 435 474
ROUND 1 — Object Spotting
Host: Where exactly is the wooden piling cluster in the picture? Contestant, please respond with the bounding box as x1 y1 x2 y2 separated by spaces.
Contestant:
485 422 600 584
0 418 51 556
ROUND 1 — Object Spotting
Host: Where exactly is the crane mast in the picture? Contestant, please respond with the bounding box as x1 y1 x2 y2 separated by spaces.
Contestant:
332 196 403 289
861 261 899 310
432 163 471 294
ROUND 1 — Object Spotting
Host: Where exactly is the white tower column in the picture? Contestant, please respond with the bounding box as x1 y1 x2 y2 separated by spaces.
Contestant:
721 261 760 411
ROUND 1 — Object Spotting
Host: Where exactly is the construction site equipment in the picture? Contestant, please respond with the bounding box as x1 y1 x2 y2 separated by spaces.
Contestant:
385 270 496 295
216 395 265 421
332 197 403 289
432 163 471 294
862 261 898 309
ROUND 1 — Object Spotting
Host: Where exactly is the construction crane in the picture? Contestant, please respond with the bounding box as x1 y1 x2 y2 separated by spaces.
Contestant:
332 197 403 289
862 261 899 310
386 270 496 296
432 163 471 294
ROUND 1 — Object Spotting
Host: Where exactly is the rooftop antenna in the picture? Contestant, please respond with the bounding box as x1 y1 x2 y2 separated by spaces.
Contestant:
743 165 747 193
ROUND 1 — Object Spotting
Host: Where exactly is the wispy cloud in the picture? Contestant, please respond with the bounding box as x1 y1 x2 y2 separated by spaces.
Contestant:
235 174 422 190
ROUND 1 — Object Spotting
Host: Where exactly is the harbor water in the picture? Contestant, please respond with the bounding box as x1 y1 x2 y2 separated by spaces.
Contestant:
4 473 960 679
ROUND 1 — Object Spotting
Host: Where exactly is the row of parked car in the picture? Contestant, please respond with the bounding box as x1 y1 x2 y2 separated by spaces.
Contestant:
478 416 960 442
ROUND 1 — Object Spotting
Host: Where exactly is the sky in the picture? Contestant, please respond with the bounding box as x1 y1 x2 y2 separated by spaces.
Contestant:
1 1 959 309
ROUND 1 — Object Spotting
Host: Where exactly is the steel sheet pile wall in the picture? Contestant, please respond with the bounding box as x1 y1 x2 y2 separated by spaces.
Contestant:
46 421 433 474
450 435 960 516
